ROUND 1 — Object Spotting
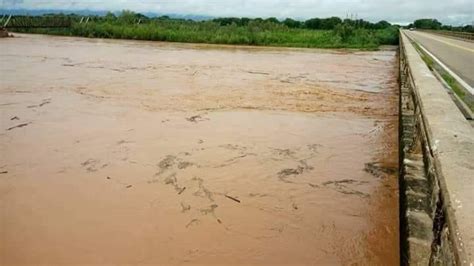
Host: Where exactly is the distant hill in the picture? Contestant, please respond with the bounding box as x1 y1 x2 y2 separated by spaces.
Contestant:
0 8 214 21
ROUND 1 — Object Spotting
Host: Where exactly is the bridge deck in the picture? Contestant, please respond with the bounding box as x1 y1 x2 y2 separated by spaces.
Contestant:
406 30 474 88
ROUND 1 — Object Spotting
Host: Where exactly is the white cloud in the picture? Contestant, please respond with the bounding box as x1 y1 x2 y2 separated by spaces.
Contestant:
2 0 473 25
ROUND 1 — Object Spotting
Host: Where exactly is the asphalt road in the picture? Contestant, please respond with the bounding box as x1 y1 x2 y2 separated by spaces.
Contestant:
405 30 474 87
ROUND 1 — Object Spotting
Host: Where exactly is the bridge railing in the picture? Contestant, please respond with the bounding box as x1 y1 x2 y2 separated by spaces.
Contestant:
3 15 72 29
419 29 474 41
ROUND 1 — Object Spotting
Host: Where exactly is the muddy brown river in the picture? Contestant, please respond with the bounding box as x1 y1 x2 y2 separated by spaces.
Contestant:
0 34 399 265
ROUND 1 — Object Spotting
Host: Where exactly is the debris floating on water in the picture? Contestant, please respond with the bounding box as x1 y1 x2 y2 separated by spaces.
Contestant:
225 195 241 203
7 122 31 131
178 187 186 195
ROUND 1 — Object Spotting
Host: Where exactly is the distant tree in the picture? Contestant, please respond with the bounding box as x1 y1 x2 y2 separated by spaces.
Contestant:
374 20 391 29
158 15 170 20
115 10 149 24
283 18 301 28
104 12 116 22
240 17 251 26
343 19 373 29
305 17 343 30
118 10 137 24
441 25 452 31
357 19 373 29
304 18 321 29
462 25 474 33
413 18 442 30
320 17 342 29
213 17 242 26
135 13 149 20
265 17 280 24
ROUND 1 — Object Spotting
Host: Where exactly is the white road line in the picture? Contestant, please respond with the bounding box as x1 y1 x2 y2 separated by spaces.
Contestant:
416 40 474 95
414 31 474 53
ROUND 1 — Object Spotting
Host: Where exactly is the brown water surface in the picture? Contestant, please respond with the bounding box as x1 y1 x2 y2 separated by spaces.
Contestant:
0 34 399 265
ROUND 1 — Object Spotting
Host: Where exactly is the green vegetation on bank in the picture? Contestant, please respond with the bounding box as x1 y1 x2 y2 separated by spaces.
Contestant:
10 11 400 49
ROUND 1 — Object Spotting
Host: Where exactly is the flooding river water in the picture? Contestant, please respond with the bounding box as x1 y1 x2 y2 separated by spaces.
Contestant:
0 34 399 265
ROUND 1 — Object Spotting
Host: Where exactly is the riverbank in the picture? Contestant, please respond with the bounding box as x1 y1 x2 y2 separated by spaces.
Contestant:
14 19 399 49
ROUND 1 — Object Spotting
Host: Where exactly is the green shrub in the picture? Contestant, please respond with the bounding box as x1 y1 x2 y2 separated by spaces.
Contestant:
335 23 354 42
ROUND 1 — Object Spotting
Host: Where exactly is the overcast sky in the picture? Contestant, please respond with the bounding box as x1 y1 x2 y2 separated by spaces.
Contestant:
2 0 473 25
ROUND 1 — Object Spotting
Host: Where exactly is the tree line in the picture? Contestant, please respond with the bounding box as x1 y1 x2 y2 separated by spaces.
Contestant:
408 18 473 33
212 16 392 30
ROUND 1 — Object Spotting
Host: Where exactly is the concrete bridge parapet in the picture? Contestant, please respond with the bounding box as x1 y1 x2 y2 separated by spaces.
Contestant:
399 30 474 265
